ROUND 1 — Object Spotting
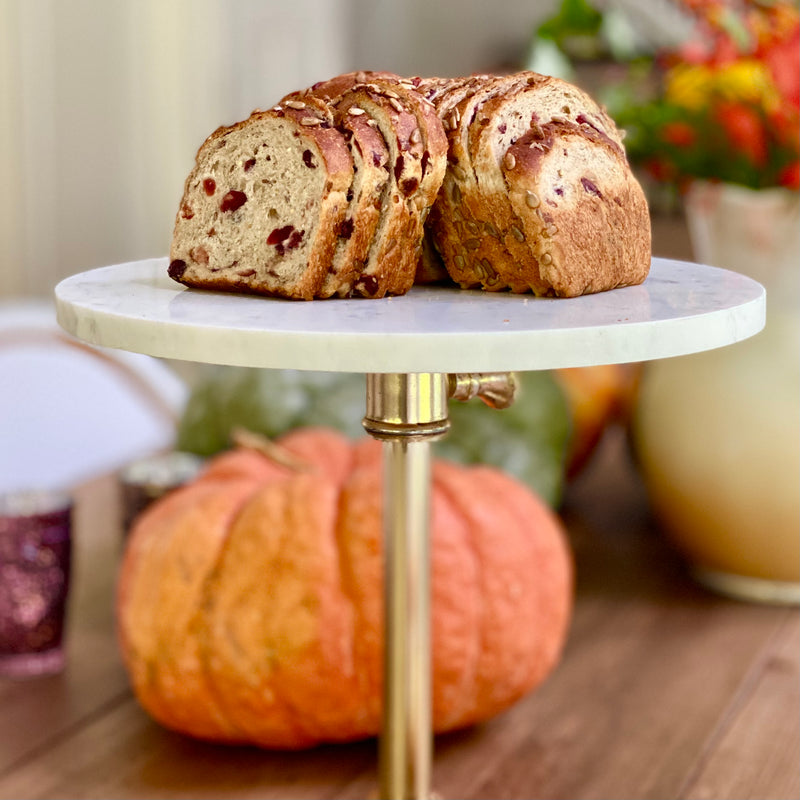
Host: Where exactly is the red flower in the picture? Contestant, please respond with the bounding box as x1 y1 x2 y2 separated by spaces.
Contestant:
778 161 800 190
662 121 697 147
715 102 768 166
761 27 800 108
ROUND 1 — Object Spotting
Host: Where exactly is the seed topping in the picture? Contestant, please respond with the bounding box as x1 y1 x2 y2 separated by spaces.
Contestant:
525 190 540 208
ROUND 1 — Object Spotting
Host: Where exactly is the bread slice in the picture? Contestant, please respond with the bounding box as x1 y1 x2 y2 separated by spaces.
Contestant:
168 98 353 300
284 78 394 298
367 77 448 220
334 81 437 297
308 71 449 293
466 72 628 293
502 121 651 296
428 74 533 291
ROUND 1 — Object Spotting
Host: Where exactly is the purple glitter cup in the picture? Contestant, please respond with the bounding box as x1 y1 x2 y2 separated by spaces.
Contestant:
0 491 72 678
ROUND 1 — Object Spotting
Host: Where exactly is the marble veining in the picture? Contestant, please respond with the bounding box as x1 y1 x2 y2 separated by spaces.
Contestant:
55 257 765 373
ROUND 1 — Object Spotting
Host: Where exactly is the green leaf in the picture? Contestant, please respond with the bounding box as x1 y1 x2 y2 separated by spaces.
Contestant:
435 371 570 508
537 0 603 40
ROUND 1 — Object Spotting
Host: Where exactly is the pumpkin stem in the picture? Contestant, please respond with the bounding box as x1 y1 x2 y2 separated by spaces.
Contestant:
230 427 312 472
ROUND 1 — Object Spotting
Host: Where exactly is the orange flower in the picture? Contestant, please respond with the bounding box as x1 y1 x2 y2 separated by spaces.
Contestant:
714 102 768 166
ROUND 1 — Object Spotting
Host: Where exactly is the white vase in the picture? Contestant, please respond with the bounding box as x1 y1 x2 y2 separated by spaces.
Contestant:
632 181 800 604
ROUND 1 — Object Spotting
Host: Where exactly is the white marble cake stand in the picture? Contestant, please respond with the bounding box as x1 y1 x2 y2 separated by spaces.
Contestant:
56 257 765 800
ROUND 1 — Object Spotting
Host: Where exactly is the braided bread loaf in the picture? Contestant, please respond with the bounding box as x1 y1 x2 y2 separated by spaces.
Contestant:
169 71 650 300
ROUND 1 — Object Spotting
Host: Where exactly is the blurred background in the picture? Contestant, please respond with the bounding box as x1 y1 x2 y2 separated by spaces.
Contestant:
1 0 798 600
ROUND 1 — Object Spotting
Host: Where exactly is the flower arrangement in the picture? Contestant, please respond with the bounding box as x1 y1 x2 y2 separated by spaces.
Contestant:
612 0 800 190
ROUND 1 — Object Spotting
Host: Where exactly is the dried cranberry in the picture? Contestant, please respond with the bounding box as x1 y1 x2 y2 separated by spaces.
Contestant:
394 154 404 181
168 259 187 279
190 246 209 264
267 225 295 245
203 178 216 196
287 230 304 249
401 177 419 196
581 177 603 198
180 204 194 220
338 219 354 240
498 123 507 134
243 158 256 172
358 274 379 296
220 190 247 212
302 149 316 168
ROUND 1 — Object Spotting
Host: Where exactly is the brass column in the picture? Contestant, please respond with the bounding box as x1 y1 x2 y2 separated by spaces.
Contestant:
364 373 449 800
363 371 516 800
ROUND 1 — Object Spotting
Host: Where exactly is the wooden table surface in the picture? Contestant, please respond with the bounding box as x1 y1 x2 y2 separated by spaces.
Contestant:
1 425 797 800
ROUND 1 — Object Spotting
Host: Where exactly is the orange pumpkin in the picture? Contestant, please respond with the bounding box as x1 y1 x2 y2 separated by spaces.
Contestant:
117 427 573 749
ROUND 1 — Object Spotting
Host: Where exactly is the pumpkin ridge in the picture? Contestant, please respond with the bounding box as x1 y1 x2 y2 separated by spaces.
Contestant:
331 469 367 727
476 466 573 691
432 459 558 727
269 472 363 744
199 476 322 748
430 461 487 728
121 478 264 742
334 461 385 737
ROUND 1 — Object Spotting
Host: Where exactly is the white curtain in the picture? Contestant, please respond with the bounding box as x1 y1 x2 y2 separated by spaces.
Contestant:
0 0 350 299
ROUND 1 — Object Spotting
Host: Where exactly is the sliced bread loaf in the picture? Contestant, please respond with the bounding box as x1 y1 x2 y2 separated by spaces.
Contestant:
466 72 628 294
168 98 353 300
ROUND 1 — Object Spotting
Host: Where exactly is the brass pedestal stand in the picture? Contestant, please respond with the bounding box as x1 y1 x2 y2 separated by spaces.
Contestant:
363 372 516 800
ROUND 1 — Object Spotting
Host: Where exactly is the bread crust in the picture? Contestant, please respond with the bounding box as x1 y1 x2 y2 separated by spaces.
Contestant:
428 74 533 291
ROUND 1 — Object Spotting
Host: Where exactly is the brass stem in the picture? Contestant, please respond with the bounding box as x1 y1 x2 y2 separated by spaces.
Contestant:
363 373 448 800
362 371 516 799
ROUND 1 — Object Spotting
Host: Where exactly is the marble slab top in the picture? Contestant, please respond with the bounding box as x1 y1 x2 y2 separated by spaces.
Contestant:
55 257 765 373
